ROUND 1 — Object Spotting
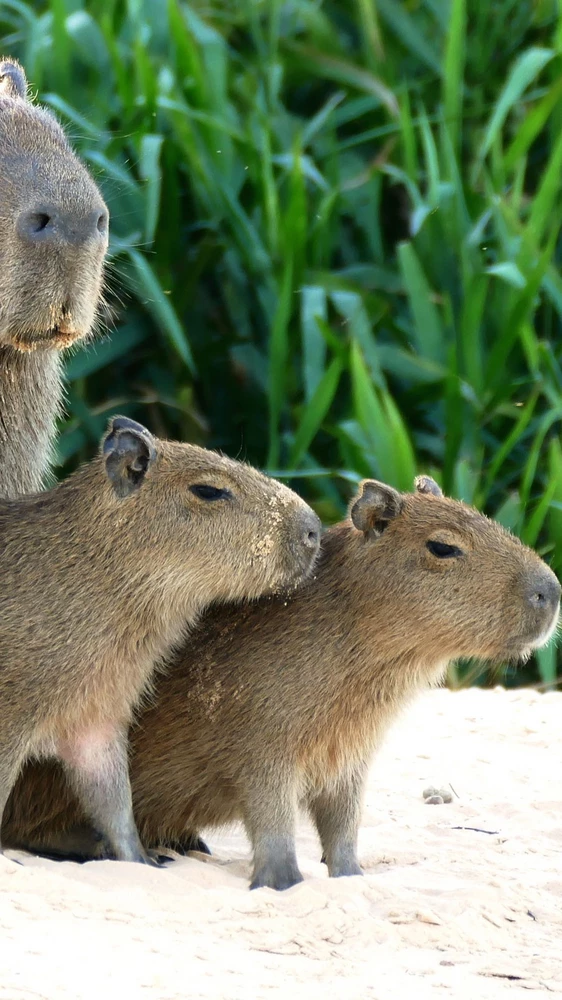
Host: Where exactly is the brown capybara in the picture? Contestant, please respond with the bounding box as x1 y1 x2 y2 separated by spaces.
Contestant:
0 58 108 497
0 416 320 866
4 476 559 886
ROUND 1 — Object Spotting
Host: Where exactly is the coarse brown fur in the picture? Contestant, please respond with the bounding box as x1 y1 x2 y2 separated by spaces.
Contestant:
5 477 559 886
0 58 108 496
0 416 320 866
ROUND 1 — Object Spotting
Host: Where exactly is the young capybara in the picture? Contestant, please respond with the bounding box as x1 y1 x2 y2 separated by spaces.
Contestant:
5 477 559 886
0 58 108 496
0 416 320 866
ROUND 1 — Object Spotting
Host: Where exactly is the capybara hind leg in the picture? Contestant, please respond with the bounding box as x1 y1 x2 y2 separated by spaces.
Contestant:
163 834 211 856
15 824 114 863
244 776 303 891
309 767 366 878
57 727 160 867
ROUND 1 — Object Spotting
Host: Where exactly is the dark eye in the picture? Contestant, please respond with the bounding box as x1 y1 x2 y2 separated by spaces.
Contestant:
190 485 231 502
426 540 463 559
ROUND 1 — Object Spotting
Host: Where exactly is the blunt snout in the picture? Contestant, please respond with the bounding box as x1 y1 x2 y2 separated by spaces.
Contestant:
525 565 561 617
17 203 108 248
299 509 321 553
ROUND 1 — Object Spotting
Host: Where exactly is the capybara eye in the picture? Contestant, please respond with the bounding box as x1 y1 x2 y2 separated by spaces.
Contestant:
426 540 463 559
190 485 232 502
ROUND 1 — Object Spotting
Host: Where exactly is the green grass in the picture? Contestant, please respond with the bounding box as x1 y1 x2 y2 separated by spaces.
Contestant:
2 0 562 686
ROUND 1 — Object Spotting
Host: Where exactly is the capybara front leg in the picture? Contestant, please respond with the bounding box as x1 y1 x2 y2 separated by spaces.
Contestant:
309 765 366 878
244 774 303 891
57 726 160 867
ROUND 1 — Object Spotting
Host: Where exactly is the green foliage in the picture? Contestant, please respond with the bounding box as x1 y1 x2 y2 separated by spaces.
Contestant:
2 0 562 686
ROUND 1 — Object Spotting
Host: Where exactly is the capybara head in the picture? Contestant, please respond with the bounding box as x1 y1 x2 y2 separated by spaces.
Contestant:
100 417 321 599
349 475 560 664
0 59 108 351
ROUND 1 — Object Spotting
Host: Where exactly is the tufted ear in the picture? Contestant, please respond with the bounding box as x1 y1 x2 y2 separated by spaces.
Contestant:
415 475 443 497
0 60 27 100
102 416 157 499
349 479 404 536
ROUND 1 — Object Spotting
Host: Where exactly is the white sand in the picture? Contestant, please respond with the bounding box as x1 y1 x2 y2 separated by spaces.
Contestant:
1 687 561 1000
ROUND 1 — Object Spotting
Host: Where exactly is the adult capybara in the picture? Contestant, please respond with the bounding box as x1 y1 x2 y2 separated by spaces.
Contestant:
0 416 320 865
0 58 108 496
5 477 559 886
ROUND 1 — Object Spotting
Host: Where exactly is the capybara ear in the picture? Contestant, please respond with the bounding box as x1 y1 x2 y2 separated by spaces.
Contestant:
349 479 404 536
0 59 27 100
102 416 157 498
415 475 443 497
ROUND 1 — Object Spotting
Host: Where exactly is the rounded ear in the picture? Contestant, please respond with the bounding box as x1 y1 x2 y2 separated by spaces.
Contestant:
102 416 157 498
349 479 404 536
0 60 27 100
415 475 443 497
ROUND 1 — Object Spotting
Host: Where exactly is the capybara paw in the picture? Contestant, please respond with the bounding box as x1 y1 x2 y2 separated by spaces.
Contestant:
148 848 175 866
321 852 363 877
32 849 94 864
163 835 211 857
250 864 304 891
187 835 211 855
141 849 172 868
330 861 364 878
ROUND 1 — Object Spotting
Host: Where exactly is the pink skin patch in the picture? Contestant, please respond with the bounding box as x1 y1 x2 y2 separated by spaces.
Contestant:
56 725 121 776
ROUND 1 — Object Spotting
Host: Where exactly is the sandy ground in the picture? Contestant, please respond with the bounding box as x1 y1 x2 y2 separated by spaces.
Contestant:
0 687 561 1000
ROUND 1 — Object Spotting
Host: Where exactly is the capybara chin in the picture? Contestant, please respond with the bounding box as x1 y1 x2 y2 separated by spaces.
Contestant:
0 58 108 496
4 476 559 886
0 416 320 866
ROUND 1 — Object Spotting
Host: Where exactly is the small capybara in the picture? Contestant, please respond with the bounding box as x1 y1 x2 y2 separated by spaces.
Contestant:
0 416 320 866
0 58 108 496
5 476 559 886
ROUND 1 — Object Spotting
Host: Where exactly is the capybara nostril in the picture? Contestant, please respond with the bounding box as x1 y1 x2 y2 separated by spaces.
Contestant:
17 205 108 247
16 206 56 242
526 567 561 613
300 511 321 551
97 210 109 235
18 211 51 236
